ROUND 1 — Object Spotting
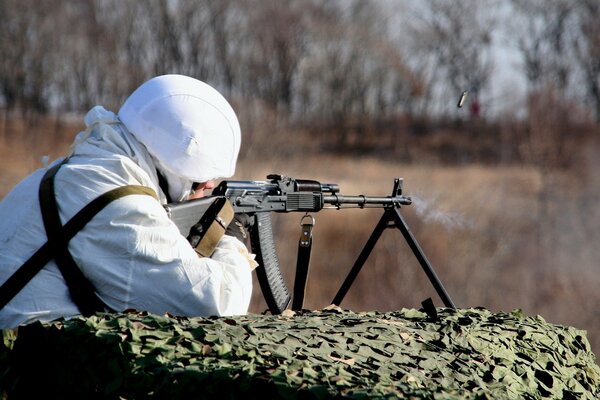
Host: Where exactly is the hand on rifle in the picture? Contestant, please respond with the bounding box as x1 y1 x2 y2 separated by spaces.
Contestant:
226 214 254 243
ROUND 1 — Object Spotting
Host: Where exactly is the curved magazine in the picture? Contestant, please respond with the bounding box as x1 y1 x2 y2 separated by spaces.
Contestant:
250 213 291 314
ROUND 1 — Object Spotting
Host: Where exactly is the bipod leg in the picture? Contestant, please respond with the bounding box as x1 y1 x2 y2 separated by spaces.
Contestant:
331 210 393 306
392 208 456 308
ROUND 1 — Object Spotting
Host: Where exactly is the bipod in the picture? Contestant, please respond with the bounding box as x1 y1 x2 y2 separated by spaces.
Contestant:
331 180 456 309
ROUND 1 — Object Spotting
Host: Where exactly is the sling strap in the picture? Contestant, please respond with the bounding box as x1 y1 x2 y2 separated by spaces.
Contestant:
39 161 107 315
188 197 235 257
0 160 157 313
292 214 315 311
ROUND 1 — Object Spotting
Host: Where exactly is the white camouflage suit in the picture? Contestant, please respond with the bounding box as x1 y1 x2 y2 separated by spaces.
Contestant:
0 75 254 328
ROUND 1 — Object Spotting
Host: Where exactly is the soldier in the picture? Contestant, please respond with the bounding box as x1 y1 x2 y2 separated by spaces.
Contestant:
0 75 254 327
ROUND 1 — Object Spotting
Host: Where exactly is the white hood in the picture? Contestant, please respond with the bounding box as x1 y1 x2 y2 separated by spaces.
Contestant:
118 75 241 185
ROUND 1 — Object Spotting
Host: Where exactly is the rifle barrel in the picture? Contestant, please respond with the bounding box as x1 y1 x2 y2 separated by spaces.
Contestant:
323 194 412 208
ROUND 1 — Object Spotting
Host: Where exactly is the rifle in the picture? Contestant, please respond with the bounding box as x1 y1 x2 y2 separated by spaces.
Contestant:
164 174 456 314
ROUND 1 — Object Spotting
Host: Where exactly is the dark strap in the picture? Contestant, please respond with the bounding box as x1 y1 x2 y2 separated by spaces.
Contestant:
292 215 314 311
39 161 108 315
156 168 172 203
191 198 234 257
0 162 157 313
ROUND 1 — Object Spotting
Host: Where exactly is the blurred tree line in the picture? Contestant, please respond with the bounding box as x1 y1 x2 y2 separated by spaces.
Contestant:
0 0 599 163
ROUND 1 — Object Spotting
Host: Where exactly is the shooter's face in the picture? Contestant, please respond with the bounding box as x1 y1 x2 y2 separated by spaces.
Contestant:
189 180 216 199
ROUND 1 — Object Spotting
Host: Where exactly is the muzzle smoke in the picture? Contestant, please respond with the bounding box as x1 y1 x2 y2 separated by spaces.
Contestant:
410 195 472 230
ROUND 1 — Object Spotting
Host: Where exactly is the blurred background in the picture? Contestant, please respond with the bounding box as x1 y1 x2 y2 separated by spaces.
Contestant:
0 0 598 353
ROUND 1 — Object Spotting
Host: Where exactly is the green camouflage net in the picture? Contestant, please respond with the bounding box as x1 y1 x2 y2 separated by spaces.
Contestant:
1 307 598 399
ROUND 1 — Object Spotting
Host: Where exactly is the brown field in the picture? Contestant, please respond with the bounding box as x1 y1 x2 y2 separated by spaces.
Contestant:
1 114 599 357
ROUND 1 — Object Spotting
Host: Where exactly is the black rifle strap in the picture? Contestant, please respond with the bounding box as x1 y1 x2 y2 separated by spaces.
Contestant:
292 214 314 311
0 161 157 313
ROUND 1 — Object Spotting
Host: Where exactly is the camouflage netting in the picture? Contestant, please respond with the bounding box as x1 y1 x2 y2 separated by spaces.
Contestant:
1 307 599 399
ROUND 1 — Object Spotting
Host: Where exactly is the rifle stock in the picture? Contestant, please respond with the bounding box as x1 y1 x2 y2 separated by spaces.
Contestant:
164 196 218 239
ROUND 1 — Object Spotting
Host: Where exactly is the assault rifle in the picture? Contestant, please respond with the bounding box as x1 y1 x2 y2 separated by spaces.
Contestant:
165 174 456 314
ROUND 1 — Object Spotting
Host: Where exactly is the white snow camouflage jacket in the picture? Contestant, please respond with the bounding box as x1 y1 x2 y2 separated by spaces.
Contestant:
0 107 253 328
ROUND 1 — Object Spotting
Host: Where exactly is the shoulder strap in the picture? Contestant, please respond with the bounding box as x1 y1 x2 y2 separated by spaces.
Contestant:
0 161 157 313
39 161 106 315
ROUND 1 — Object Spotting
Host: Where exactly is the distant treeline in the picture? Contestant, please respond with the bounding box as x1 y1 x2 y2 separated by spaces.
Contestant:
1 0 599 164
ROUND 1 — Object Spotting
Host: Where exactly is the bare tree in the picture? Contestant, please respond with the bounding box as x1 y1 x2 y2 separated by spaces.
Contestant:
506 0 583 172
405 0 498 116
0 0 28 113
234 0 311 111
202 0 237 94
293 0 419 147
509 0 576 92
572 0 600 122
503 1 595 311
0 0 62 115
